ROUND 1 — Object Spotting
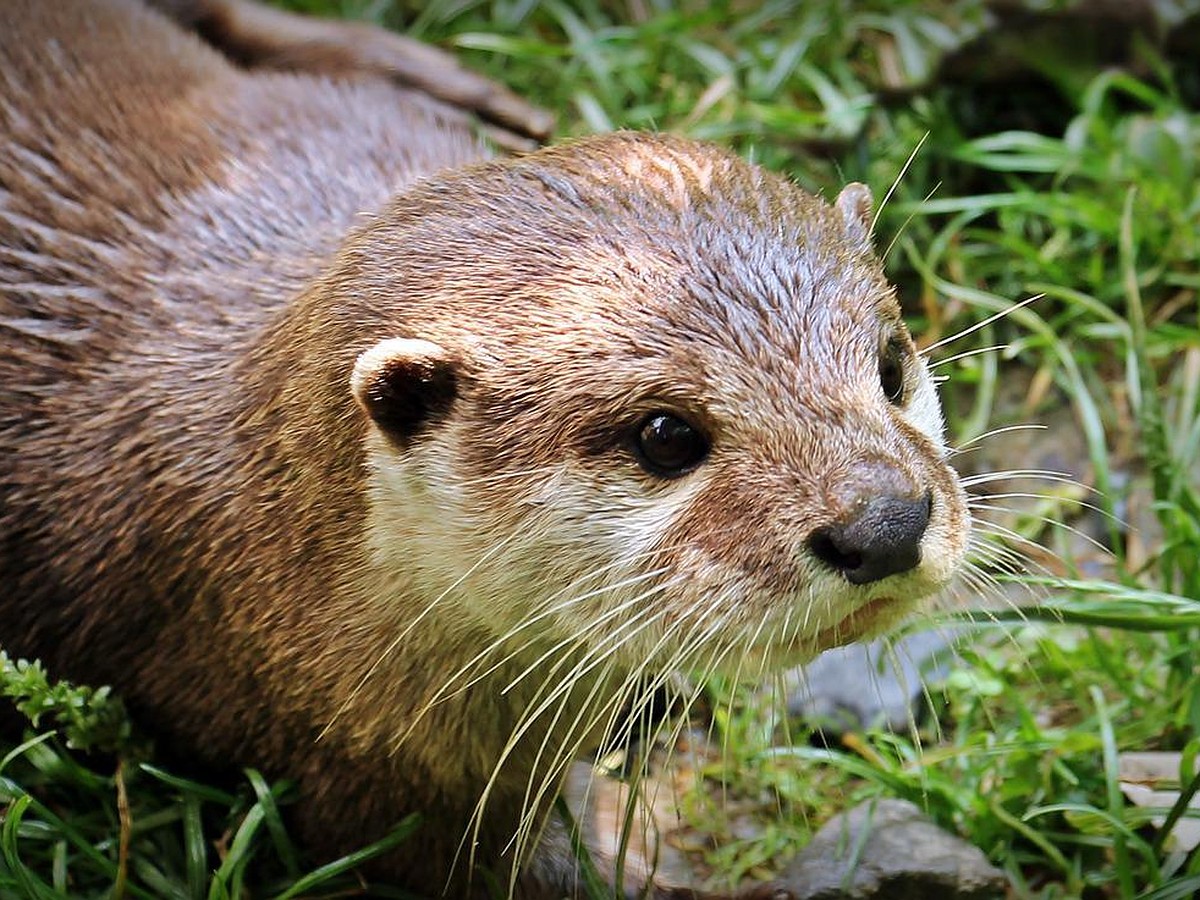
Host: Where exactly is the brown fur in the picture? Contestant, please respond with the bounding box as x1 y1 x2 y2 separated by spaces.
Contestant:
0 2 969 897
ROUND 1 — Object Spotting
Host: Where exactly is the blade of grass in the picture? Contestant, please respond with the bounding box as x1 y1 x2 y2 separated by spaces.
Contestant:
270 813 423 900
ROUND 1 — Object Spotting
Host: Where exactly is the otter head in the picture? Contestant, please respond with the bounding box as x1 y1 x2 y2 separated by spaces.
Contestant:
339 132 969 674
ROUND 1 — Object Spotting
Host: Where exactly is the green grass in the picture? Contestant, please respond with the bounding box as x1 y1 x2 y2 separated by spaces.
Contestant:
3 0 1199 897
0 654 426 899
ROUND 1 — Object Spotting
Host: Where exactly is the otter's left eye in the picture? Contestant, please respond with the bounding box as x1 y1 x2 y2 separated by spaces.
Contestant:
635 413 708 478
879 339 907 405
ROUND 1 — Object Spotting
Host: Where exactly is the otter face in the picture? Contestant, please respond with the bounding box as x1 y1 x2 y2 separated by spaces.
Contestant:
346 133 969 674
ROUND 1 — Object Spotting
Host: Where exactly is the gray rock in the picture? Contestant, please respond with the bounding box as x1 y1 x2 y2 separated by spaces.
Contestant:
778 798 1007 899
786 630 960 737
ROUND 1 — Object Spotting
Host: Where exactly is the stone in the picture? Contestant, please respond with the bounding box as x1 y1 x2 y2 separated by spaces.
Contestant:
778 798 1008 900
786 631 960 737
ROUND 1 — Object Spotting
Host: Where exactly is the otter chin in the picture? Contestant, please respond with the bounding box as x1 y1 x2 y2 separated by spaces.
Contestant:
0 1 969 897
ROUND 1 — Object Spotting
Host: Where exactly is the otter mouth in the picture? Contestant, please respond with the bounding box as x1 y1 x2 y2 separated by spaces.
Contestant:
812 596 895 649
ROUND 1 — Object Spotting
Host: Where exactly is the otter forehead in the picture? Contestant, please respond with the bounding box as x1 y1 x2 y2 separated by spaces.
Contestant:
461 250 904 452
361 133 899 398
362 133 883 311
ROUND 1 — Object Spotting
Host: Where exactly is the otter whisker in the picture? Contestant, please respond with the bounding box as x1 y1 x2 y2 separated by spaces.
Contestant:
969 502 1113 558
396 544 678 734
961 535 1042 596
679 612 749 810
964 518 1051 554
462 579 684 865
397 564 671 742
445 588 664 772
504 592 677 760
968 521 1060 566
919 293 1043 357
538 615 704 872
593 616 698 761
949 423 1048 455
497 577 676 698
928 344 1009 371
320 530 522 741
610 606 733 757
871 131 928 236
505 604 718 869
879 629 959 749
971 517 1071 560
965 539 1030 576
949 568 1033 628
477 619 700 888
537 597 742 861
881 181 942 263
476 540 697 694
451 465 561 490
716 608 774 764
952 571 1013 619
959 546 1013 584
969 490 1120 527
506 646 631 875
961 468 1077 487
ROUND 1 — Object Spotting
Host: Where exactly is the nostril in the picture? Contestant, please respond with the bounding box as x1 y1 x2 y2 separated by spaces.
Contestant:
808 529 863 574
808 492 932 585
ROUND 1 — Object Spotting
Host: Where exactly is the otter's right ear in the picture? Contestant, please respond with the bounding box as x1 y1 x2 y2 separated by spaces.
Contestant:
835 182 874 251
351 338 458 442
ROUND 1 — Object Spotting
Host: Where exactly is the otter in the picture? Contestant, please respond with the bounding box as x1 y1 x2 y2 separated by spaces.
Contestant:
0 1 970 896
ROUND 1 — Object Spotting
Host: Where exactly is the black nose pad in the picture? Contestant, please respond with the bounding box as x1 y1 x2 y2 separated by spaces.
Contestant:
808 493 932 585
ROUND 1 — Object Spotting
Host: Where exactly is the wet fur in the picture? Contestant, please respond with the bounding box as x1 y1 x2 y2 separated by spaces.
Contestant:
0 1 969 896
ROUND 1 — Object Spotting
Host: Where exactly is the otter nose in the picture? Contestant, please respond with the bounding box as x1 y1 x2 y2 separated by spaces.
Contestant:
808 493 932 585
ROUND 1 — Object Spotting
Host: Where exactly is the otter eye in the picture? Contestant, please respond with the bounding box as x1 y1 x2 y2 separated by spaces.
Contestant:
879 339 907 405
635 413 708 478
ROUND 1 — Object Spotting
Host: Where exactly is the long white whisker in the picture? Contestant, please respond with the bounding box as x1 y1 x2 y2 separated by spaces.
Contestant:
960 468 1076 487
499 577 672 697
920 293 1043 356
969 491 1119 524
928 344 1009 371
391 566 671 751
881 180 941 262
949 423 1048 455
970 524 1065 578
461 577 684 874
319 530 520 741
871 131 928 235
509 605 704 871
970 503 1113 557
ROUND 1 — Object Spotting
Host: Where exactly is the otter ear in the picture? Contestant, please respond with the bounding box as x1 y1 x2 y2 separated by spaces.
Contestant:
835 182 874 250
351 338 458 442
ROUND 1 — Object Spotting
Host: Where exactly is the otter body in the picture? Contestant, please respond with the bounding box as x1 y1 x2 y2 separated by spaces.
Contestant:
0 2 969 896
